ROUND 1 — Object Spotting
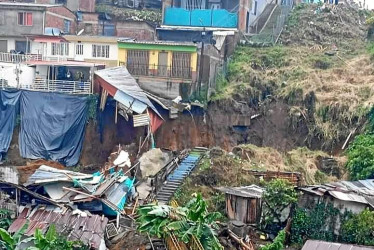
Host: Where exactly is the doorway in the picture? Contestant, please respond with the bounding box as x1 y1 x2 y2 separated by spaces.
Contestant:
158 52 168 77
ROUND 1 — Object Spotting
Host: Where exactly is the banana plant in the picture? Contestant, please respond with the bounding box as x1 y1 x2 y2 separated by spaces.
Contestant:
136 194 223 250
0 221 33 250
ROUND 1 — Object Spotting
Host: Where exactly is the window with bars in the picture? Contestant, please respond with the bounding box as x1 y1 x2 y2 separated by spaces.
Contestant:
92 45 110 58
51 43 69 56
76 43 83 55
18 12 32 26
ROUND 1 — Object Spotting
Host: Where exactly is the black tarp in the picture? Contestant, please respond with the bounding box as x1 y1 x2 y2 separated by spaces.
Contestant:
19 91 88 166
0 90 20 161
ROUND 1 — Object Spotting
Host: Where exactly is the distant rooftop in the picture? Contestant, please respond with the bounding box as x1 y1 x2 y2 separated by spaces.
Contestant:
117 39 197 47
302 240 374 250
0 2 61 8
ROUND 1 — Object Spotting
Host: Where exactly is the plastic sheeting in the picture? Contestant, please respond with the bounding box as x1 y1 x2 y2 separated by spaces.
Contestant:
0 90 21 161
19 91 88 166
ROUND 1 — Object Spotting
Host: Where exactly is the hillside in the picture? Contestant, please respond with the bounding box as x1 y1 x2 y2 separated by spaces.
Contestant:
176 3 373 213
210 3 372 152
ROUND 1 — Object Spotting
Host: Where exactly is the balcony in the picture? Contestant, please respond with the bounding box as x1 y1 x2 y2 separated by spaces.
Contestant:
1 79 91 95
0 52 68 64
120 62 193 80
163 7 238 28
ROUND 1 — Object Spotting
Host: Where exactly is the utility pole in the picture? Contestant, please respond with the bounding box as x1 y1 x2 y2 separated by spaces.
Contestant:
198 27 206 95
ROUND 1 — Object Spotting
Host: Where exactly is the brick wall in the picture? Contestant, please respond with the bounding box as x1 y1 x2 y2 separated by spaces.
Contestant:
78 0 95 12
45 6 76 34
116 21 155 41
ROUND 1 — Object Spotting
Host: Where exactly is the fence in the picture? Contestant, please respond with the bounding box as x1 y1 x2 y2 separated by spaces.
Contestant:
119 62 193 80
0 52 68 64
164 7 238 28
248 4 293 45
1 79 91 95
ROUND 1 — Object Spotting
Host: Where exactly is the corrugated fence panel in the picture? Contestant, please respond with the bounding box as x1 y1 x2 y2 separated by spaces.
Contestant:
191 9 212 27
164 8 238 28
133 113 150 127
164 7 190 26
212 9 238 28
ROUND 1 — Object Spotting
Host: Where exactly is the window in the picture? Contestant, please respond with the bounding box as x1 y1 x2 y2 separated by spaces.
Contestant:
52 43 69 56
76 43 83 55
18 12 33 26
92 45 110 58
64 20 71 34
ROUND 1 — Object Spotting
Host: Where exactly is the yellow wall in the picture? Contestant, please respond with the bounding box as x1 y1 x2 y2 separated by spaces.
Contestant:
117 48 198 71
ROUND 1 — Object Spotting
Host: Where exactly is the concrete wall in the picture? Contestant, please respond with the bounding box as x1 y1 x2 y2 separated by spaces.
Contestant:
0 7 44 37
0 62 35 88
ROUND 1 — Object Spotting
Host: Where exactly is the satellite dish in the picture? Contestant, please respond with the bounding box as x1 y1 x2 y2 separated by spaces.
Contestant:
77 29 84 36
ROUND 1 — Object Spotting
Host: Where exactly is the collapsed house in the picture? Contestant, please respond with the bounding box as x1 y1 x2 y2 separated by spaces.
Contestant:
0 181 108 250
298 179 374 213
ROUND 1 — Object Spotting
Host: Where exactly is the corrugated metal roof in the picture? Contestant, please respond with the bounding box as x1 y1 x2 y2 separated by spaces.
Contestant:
8 206 108 250
217 185 264 198
299 179 374 208
95 67 162 118
25 165 93 186
302 240 374 250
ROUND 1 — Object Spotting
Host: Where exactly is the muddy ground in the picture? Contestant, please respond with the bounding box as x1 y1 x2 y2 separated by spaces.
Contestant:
4 97 333 169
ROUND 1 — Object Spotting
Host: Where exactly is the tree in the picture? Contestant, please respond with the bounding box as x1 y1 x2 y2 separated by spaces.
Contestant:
136 194 223 250
346 133 374 180
340 209 374 246
261 179 299 228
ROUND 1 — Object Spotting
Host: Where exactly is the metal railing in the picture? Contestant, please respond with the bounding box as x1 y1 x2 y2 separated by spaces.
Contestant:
1 79 91 95
0 52 68 63
119 62 193 80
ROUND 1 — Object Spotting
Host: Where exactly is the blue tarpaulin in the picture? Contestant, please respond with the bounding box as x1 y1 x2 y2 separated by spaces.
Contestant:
19 91 88 166
0 90 21 161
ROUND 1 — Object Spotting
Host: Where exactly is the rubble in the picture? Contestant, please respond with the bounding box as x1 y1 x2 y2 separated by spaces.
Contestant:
139 148 171 178
280 4 368 48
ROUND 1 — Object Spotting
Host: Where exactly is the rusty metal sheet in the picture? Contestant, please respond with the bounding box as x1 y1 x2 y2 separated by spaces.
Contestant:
302 240 374 250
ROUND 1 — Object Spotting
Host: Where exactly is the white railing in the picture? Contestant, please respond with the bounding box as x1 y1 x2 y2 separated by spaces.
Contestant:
1 79 91 95
0 52 69 63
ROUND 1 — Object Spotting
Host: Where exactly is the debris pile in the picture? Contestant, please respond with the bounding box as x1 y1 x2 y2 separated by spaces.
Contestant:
280 4 367 48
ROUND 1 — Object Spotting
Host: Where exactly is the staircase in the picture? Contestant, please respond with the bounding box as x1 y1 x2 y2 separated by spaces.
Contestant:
155 147 207 204
249 3 277 34
246 4 293 46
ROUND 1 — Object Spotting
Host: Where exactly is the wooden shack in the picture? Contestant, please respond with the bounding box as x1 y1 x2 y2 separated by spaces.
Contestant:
217 185 264 225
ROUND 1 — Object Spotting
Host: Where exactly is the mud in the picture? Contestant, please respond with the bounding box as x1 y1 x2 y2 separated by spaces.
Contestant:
4 97 324 169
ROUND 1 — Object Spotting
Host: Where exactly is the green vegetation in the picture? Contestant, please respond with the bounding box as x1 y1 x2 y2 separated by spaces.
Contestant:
340 209 374 246
31 225 88 250
346 133 374 180
0 210 13 231
262 180 298 229
0 222 30 250
260 230 286 250
291 204 374 247
136 194 223 250
95 4 161 23
0 223 88 250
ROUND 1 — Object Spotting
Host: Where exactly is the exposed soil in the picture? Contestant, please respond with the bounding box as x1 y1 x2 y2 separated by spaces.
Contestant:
17 160 65 184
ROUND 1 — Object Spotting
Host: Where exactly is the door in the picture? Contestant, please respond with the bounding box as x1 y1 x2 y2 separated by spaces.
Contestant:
15 41 30 53
0 40 7 52
126 50 149 76
158 52 168 77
